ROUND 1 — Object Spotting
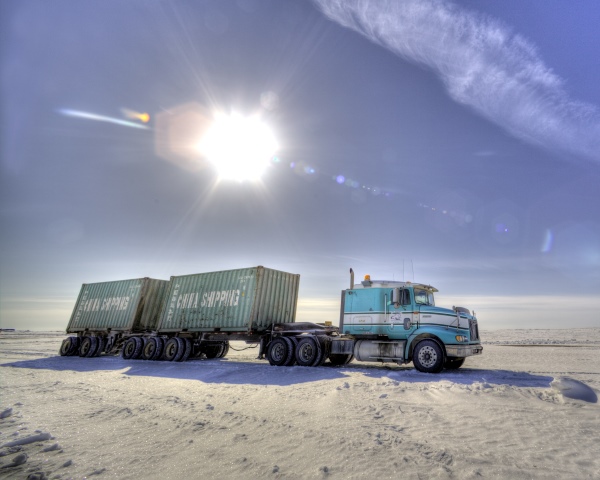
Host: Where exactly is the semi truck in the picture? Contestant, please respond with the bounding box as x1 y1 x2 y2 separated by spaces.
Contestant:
59 266 482 373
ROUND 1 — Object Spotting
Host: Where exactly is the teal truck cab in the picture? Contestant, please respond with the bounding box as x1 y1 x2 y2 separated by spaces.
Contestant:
331 271 483 372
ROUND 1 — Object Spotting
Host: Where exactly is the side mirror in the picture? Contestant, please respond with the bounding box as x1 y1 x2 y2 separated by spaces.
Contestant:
391 288 401 307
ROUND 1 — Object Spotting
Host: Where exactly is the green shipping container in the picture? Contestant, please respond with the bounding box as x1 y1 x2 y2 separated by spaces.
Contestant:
158 266 300 333
66 278 169 333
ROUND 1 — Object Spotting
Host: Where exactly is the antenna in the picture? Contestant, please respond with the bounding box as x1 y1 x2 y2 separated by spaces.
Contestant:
403 259 405 281
411 260 415 282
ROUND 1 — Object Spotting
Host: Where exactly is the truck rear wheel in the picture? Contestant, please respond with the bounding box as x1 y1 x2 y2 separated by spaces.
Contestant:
267 337 294 366
295 336 323 367
314 336 331 367
329 354 353 366
413 339 444 373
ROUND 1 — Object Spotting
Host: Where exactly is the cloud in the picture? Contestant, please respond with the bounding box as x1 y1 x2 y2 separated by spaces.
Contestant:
313 0 600 162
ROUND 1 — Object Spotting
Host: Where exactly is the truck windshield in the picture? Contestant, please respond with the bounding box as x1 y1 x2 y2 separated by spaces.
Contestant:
414 289 435 306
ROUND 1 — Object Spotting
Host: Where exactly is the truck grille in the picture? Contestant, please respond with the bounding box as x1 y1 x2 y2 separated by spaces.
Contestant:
469 319 479 341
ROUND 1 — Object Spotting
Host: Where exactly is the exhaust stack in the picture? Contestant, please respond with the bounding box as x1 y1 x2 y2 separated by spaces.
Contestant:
350 268 354 289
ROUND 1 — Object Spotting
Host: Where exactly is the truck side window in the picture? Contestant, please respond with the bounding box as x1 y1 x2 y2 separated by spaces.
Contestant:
401 289 410 305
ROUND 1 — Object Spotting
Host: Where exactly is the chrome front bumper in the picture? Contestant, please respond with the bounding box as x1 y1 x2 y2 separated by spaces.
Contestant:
446 344 483 358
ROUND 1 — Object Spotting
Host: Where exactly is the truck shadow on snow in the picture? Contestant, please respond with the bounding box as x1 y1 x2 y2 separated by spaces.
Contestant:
1 355 553 388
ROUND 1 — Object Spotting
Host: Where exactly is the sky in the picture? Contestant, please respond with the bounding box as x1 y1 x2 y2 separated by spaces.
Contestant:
1 0 599 331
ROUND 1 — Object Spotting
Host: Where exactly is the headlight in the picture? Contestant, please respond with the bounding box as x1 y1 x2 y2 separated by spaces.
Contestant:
455 335 468 342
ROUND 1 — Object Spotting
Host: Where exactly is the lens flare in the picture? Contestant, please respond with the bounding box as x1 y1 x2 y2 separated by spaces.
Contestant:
58 109 149 130
121 108 150 123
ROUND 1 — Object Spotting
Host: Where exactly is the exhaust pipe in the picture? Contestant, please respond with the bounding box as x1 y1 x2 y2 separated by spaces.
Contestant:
350 268 354 289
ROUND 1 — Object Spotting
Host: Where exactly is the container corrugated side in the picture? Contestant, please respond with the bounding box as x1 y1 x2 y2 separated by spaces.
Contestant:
66 278 169 333
158 266 300 333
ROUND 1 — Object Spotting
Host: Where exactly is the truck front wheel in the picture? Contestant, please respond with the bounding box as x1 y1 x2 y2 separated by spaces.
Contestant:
413 340 444 373
444 357 465 370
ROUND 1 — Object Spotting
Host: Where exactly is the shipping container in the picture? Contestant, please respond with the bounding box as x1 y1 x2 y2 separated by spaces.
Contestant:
157 266 300 333
66 278 169 333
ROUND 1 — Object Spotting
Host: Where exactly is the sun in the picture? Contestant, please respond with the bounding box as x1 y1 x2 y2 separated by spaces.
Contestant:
198 113 278 182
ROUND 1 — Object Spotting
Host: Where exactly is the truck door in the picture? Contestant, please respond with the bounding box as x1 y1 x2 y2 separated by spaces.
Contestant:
386 288 415 340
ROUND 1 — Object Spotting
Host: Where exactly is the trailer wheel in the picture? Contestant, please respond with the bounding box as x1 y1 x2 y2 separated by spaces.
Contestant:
267 337 294 366
163 338 179 361
217 342 230 359
177 338 192 362
444 357 465 370
413 339 444 373
204 345 221 359
122 338 137 359
164 338 185 362
142 337 162 360
59 337 77 356
328 354 353 366
130 337 144 359
70 336 81 356
79 336 98 358
154 337 165 360
93 336 105 357
204 342 229 359
295 336 321 367
104 336 115 355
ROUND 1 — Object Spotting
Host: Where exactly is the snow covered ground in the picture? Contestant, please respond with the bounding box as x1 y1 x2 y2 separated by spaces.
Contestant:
1 329 599 479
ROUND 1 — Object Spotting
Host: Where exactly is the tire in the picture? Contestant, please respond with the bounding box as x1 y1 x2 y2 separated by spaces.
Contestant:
79 336 98 358
122 338 137 359
217 342 230 358
313 336 330 367
295 336 321 367
69 336 81 356
153 337 165 360
329 354 353 366
177 338 192 362
93 337 105 357
59 337 77 356
142 337 161 360
59 338 70 356
163 338 179 361
204 345 221 359
445 357 465 370
130 337 144 359
413 339 444 373
267 337 294 366
281 338 296 366
204 342 229 359
104 336 115 355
